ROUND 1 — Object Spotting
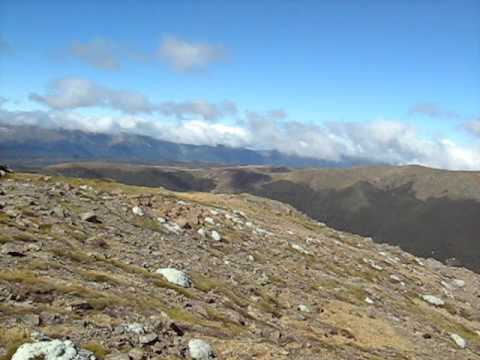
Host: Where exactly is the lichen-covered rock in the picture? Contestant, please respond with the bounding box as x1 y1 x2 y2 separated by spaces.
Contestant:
156 268 192 288
188 339 215 360
12 340 96 360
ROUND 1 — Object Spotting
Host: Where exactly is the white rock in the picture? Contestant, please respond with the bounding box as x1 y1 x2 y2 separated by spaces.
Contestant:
197 228 206 237
210 230 222 241
291 243 309 254
188 339 215 360
365 297 374 304
157 217 166 224
390 274 402 283
450 333 467 349
204 217 215 225
255 228 270 236
421 294 444 306
132 206 144 216
156 268 192 288
297 304 311 312
452 279 465 288
247 255 255 262
12 340 95 360
414 258 424 266
124 322 145 335
163 222 182 234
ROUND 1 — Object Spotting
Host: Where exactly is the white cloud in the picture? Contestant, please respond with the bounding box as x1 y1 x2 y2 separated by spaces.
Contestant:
159 100 237 120
157 36 227 72
69 38 121 70
409 102 461 119
465 119 480 138
29 77 234 119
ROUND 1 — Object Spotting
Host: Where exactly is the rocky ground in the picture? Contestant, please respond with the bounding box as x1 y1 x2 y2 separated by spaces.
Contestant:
1 172 480 359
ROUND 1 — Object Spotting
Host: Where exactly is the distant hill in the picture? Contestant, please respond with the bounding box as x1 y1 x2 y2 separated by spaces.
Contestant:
0 124 359 169
44 162 480 272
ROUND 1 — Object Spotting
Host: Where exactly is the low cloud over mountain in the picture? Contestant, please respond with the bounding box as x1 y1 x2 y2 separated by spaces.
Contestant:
3 81 480 170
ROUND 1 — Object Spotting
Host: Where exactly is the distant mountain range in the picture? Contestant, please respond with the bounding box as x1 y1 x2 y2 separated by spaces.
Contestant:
44 162 480 272
0 124 367 169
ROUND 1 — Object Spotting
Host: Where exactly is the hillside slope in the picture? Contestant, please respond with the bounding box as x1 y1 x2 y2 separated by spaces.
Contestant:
1 172 480 359
44 162 480 272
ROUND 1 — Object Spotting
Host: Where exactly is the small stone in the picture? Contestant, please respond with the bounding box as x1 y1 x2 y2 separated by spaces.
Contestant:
128 348 144 360
452 279 465 288
204 217 215 225
80 212 101 223
157 217 166 224
139 333 158 345
132 206 145 216
450 333 467 349
389 274 402 283
22 314 40 326
297 304 311 313
364 297 374 304
163 222 182 234
105 353 130 360
197 228 206 237
155 268 192 288
124 323 145 335
291 243 309 254
210 230 222 241
52 206 67 218
188 339 215 360
421 294 444 306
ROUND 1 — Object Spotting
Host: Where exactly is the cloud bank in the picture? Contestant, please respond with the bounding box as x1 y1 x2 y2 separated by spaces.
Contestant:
2 79 478 170
2 99 480 170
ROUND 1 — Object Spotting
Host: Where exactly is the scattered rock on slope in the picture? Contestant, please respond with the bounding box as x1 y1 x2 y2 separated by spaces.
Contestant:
12 339 96 360
155 268 192 288
188 339 215 360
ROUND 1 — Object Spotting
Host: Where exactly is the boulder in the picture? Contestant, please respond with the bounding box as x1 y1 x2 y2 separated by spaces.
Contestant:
188 339 215 360
11 339 95 360
156 268 192 288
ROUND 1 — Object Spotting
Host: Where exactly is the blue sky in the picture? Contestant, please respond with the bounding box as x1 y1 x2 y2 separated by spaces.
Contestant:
0 0 479 169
